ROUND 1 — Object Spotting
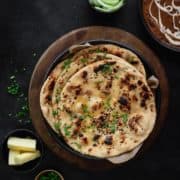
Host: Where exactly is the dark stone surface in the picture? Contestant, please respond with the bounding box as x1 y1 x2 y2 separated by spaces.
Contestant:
0 0 179 179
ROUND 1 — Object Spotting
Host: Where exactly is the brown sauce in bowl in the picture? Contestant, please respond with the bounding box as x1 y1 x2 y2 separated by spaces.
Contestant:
143 0 180 50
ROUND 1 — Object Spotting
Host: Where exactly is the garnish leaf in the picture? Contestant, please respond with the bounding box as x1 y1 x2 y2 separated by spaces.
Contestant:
82 104 92 118
101 64 112 74
80 58 88 64
104 96 111 110
121 113 128 124
64 124 71 136
62 58 72 70
52 109 58 117
54 121 61 132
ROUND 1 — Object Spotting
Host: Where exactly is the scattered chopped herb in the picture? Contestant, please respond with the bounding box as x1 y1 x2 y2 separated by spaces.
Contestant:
82 104 92 118
72 142 81 149
100 64 112 74
121 113 128 124
95 49 103 53
64 124 71 136
52 110 58 117
54 122 61 132
16 104 29 118
55 96 61 103
80 58 88 64
62 58 72 70
7 81 20 95
79 115 85 121
112 111 119 120
82 104 88 114
107 111 120 133
7 72 30 124
39 171 60 180
109 120 118 133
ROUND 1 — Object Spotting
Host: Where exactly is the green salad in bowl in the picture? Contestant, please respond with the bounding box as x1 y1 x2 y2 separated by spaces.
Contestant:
89 0 125 13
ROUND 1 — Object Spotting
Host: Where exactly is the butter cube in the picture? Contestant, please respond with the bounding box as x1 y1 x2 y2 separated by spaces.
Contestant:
8 150 21 166
7 137 36 152
14 150 41 165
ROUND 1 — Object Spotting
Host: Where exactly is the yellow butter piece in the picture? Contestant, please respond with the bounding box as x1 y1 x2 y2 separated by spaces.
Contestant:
8 150 21 166
7 137 36 152
14 150 41 165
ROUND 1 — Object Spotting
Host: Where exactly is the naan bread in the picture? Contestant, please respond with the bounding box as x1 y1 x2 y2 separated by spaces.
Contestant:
54 59 156 158
72 44 146 77
40 45 146 133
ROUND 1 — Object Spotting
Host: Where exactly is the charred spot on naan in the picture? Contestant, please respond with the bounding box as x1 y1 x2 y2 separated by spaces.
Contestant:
139 85 153 109
128 114 146 136
118 93 131 112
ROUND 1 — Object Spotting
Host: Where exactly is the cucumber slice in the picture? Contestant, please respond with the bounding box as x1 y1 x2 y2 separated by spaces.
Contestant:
96 0 115 9
94 0 124 13
101 0 120 6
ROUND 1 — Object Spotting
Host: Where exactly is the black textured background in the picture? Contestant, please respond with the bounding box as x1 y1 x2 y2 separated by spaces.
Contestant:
0 0 180 179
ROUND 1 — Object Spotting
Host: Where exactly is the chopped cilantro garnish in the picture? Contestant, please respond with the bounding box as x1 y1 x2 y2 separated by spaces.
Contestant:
64 124 71 136
82 104 92 118
7 72 31 124
55 96 61 103
62 58 72 70
108 112 119 133
80 58 88 64
102 64 112 73
95 63 112 74
82 104 88 114
95 49 103 53
112 111 119 120
52 110 58 117
16 104 29 118
79 115 85 121
121 114 128 124
39 171 60 180
7 81 20 95
109 121 118 133
54 121 61 132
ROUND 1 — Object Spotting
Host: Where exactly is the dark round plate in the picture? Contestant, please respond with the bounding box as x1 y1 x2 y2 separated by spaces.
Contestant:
1 129 44 173
43 39 161 161
29 26 169 171
139 0 180 53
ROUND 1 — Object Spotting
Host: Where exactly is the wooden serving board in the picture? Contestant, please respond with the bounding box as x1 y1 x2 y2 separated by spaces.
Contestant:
29 26 169 171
